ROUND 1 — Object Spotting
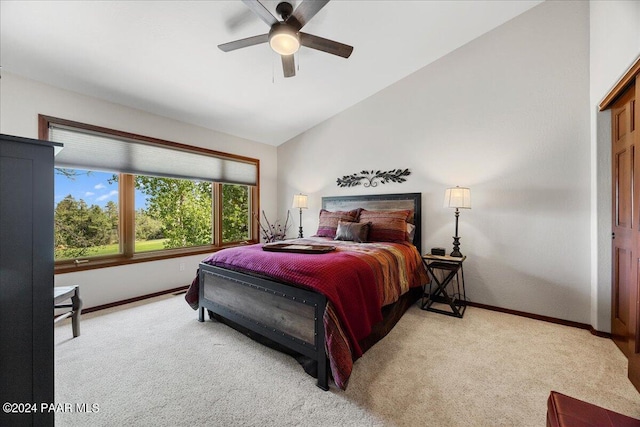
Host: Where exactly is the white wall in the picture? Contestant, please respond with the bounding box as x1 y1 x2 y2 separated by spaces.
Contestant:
589 1 640 332
0 72 278 309
278 1 592 323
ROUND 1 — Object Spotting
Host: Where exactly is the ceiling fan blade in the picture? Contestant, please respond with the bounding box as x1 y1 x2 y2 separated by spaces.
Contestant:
299 32 353 58
281 54 296 78
225 8 257 31
218 34 269 52
242 0 279 27
288 0 330 29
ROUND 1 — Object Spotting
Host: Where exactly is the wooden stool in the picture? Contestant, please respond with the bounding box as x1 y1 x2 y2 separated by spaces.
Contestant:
54 285 82 337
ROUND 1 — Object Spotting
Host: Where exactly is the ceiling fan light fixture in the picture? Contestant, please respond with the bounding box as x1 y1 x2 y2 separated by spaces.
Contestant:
269 24 300 55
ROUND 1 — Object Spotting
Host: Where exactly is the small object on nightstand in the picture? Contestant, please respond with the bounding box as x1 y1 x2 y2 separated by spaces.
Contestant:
431 247 445 256
421 254 466 318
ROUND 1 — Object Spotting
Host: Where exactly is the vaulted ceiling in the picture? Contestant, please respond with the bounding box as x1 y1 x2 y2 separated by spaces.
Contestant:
0 1 542 145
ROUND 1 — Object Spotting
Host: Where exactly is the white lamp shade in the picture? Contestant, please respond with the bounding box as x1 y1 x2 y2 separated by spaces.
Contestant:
292 194 308 209
444 187 471 209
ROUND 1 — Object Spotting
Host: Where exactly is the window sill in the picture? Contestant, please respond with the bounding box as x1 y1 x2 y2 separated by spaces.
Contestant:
54 240 258 274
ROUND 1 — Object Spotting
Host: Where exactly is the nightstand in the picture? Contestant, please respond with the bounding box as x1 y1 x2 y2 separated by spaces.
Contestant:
421 254 466 318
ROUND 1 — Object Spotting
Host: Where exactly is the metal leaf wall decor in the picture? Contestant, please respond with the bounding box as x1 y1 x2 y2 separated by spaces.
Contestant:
336 169 411 188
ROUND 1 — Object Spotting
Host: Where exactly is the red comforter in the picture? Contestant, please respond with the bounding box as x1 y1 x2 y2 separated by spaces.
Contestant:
185 237 427 389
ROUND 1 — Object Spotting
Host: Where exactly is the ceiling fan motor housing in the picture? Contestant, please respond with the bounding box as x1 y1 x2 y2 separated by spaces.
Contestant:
275 2 294 21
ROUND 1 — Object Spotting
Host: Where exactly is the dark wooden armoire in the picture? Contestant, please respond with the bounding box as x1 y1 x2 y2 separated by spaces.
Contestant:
0 134 61 426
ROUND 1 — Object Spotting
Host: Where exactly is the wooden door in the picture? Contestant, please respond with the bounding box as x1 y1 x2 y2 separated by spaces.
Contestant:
629 77 640 391
611 76 640 392
611 83 636 356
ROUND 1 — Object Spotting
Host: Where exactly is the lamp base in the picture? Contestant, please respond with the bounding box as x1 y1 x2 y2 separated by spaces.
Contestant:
298 208 304 238
451 236 462 258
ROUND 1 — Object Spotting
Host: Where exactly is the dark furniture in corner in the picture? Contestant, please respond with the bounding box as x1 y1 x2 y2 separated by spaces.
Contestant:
0 134 60 427
547 391 640 426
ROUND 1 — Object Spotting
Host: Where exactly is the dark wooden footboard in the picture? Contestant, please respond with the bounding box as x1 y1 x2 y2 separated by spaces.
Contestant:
198 263 329 390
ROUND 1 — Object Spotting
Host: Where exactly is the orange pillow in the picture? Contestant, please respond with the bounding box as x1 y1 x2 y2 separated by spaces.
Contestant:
359 209 411 242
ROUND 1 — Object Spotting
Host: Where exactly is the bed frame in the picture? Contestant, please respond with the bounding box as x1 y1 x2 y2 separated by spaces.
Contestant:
197 192 422 390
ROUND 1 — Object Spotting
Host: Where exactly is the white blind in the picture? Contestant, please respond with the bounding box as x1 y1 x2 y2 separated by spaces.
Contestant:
50 125 258 186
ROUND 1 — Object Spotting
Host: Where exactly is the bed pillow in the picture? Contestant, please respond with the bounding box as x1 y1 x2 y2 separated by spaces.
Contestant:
359 209 411 242
315 209 360 238
334 220 370 243
406 223 416 243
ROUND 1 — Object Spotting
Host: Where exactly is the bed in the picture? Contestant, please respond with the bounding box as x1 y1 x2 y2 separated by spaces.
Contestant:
185 192 427 390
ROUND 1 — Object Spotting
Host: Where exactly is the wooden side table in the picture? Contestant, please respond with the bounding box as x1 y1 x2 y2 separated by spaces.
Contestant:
421 254 466 318
54 285 82 337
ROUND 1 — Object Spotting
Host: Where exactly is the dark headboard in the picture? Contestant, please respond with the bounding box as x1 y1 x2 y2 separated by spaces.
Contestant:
322 192 422 255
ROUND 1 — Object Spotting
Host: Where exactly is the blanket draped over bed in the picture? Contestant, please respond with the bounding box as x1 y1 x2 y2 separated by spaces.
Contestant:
185 237 427 389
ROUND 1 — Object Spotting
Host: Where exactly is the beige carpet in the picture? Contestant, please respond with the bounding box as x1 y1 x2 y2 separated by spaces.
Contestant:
54 294 640 426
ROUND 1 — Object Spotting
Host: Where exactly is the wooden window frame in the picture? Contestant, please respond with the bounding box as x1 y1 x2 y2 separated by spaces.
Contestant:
39 115 260 274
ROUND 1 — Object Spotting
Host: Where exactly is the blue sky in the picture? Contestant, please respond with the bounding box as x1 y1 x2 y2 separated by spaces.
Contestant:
54 169 148 210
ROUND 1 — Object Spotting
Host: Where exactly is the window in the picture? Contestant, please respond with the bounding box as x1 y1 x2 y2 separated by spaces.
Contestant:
41 115 259 272
54 168 120 259
134 176 213 252
222 183 250 243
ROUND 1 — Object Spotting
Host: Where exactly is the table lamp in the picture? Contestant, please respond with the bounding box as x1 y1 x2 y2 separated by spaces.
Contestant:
291 193 308 238
444 186 471 257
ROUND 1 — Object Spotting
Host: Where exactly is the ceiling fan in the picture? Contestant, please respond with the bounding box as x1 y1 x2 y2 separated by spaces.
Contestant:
218 0 353 78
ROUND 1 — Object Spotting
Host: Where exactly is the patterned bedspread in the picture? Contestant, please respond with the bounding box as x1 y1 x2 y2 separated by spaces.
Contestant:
185 237 427 389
